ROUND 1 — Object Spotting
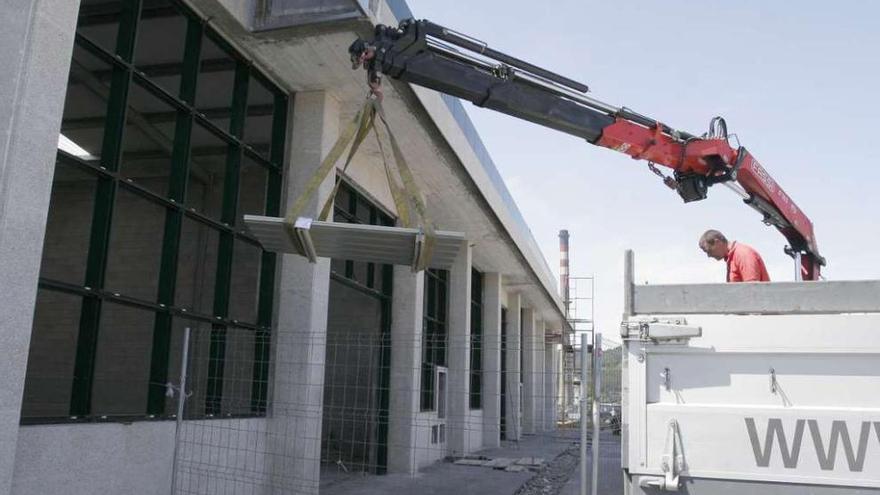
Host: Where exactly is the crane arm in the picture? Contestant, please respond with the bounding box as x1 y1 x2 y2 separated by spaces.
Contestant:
349 19 824 279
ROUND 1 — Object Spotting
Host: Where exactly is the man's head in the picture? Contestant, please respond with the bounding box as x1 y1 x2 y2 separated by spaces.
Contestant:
699 229 729 260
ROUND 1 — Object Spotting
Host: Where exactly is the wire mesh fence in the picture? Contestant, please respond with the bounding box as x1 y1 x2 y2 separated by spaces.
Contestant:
163 310 580 494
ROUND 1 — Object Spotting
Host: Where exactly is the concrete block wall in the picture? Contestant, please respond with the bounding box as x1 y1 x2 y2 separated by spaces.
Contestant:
11 417 271 495
11 422 175 495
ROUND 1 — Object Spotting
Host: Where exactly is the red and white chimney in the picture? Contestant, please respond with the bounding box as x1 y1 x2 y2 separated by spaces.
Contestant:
559 230 570 319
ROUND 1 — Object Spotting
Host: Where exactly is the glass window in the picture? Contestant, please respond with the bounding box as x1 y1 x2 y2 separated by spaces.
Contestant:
23 0 287 423
244 75 276 158
175 216 219 315
39 160 97 285
117 81 177 194
76 0 122 55
331 181 394 297
421 268 448 411
194 34 237 131
20 290 83 418
185 123 228 220
133 5 187 97
91 302 155 415
104 188 165 301
469 269 483 409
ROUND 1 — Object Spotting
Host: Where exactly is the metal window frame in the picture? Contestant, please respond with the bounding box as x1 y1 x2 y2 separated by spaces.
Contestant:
469 268 483 410
27 0 288 424
421 268 449 412
327 180 395 474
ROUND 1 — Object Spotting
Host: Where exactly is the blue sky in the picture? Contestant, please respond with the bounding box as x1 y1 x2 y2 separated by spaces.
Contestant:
403 0 880 335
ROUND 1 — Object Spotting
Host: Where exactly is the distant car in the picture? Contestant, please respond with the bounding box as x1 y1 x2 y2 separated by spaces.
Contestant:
600 405 622 435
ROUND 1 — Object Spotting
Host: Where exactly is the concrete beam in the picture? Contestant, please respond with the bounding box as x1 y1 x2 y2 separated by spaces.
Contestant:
481 273 502 448
446 242 473 456
535 320 546 431
387 266 424 475
504 292 521 441
521 307 536 434
544 343 559 430
632 280 880 315
267 91 339 494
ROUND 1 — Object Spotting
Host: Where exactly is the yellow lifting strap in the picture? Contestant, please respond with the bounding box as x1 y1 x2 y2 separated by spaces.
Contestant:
372 99 436 272
282 97 437 272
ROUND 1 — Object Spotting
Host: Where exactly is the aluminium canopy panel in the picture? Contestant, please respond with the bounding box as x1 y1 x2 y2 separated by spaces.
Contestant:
244 215 465 269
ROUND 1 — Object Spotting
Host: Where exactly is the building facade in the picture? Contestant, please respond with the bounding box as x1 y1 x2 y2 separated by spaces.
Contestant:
0 0 566 493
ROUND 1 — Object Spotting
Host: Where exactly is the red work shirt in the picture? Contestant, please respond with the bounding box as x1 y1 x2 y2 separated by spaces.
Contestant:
725 241 770 282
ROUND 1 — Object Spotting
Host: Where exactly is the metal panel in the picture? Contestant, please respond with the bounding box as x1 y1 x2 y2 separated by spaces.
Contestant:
626 313 880 491
632 280 880 315
243 215 465 269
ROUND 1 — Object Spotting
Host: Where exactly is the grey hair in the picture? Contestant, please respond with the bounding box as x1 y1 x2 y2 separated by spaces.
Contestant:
699 229 727 246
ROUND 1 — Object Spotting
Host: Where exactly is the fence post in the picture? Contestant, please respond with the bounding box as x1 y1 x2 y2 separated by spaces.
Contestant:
591 333 602 495
579 333 589 495
170 326 191 494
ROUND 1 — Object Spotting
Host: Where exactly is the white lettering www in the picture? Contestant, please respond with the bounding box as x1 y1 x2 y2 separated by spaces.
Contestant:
745 418 880 472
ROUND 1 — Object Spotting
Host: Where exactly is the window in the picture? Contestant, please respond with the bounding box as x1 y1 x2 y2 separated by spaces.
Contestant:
469 269 483 409
322 180 395 474
22 0 288 423
421 268 448 411
436 367 448 419
330 180 395 290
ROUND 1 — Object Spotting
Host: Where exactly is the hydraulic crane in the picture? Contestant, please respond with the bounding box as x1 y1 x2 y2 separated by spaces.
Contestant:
349 19 825 280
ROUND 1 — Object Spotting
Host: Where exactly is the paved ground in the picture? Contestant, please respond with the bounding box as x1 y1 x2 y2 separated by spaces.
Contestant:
320 427 624 495
561 430 624 495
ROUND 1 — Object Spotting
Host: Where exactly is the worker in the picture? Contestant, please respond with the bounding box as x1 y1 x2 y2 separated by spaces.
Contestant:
699 229 770 282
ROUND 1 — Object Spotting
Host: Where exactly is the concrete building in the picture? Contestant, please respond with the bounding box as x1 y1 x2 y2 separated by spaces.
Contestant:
0 0 566 493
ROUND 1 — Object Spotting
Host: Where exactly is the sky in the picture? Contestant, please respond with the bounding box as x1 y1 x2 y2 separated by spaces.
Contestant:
402 0 880 336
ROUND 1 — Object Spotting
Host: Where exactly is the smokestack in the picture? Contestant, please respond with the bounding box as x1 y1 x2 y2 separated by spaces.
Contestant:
559 230 570 319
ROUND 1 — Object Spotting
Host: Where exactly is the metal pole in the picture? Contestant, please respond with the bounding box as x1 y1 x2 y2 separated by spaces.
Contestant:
170 327 191 495
591 333 602 495
794 252 803 281
579 333 589 495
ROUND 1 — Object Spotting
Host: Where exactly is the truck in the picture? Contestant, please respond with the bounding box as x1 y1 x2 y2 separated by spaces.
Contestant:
620 251 880 493
350 18 880 493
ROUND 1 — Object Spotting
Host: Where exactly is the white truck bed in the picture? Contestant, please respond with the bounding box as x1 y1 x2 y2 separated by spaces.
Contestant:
620 251 880 494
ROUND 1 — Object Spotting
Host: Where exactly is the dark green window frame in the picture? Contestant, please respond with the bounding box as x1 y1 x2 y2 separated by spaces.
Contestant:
23 0 288 424
421 268 448 411
329 180 394 474
469 268 483 410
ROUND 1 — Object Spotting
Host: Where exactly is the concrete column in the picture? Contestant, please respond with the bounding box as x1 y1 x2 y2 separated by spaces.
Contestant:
481 273 502 448
521 307 536 434
535 320 546 432
545 343 559 430
505 292 521 441
447 242 472 456
387 267 424 474
0 1 80 492
268 91 340 494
